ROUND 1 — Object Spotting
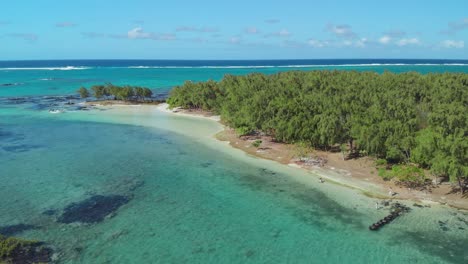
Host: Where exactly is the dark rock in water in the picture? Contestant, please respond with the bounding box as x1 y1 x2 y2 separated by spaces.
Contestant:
2 144 42 153
0 224 38 236
200 162 213 168
42 209 58 216
438 220 450 231
457 217 468 226
76 106 90 111
0 235 53 264
65 95 79 100
0 130 14 140
29 103 52 111
58 195 130 224
1 83 22 87
5 97 29 104
260 168 277 176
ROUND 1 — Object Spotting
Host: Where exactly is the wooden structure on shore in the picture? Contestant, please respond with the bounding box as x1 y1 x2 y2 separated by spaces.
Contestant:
369 203 411 231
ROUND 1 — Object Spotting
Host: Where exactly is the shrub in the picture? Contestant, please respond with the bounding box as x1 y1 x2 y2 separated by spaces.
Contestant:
378 165 427 185
392 165 427 185
235 126 252 136
378 168 394 181
77 87 89 98
252 140 262 148
375 159 388 167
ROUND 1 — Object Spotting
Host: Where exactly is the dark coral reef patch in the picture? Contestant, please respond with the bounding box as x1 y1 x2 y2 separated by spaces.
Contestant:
58 195 130 224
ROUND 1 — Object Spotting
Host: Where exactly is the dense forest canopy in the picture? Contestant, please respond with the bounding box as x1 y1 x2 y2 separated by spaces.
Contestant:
167 70 468 191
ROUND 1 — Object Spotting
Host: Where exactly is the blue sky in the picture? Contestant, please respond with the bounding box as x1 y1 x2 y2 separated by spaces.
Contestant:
0 0 467 60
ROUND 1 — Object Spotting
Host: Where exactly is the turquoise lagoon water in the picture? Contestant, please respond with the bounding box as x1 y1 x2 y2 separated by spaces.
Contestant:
1 62 468 263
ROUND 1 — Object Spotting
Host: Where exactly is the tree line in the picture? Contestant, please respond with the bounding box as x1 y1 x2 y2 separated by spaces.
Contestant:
167 71 468 192
77 83 153 101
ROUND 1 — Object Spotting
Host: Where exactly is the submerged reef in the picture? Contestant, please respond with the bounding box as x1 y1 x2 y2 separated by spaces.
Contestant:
0 224 38 237
58 195 130 224
0 235 53 264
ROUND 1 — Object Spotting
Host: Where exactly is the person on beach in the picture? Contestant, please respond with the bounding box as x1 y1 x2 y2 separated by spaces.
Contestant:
388 187 395 196
319 177 324 183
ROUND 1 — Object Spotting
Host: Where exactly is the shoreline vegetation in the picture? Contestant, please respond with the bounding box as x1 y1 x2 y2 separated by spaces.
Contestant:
163 70 467 208
77 69 467 210
77 83 164 104
163 104 468 210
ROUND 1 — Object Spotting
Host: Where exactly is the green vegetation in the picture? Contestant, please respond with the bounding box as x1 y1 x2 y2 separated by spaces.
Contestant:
80 83 153 101
375 159 388 167
77 86 90 98
252 140 262 148
1 235 35 259
167 71 468 192
0 235 51 263
379 165 427 186
294 142 314 159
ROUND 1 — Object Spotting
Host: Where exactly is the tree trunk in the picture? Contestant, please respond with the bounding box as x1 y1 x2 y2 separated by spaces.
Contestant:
457 177 465 194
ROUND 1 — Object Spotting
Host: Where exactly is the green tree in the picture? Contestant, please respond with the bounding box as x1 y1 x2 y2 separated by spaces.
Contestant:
167 70 468 189
77 87 89 98
91 85 106 99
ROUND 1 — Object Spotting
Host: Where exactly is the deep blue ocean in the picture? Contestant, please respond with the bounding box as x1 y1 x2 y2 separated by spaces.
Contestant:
1 59 468 98
1 59 468 68
1 60 468 263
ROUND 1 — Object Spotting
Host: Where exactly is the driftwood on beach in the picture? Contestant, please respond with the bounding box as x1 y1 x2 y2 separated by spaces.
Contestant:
297 157 327 167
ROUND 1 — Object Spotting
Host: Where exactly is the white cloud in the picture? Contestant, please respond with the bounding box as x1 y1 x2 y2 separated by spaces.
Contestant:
56 22 76 28
441 17 468 35
127 27 176 41
81 32 106 38
396 38 420 46
8 33 38 42
440 40 464 48
340 38 367 48
384 30 406 38
128 27 152 39
277 29 290 37
379 35 391 44
308 39 330 48
229 36 241 44
176 26 218 33
265 29 291 38
158 33 176 41
265 19 280 24
326 24 357 39
245 27 259 34
355 38 368 48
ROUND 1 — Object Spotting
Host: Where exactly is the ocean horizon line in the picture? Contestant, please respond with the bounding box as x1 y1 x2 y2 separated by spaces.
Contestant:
1 63 468 71
1 58 468 62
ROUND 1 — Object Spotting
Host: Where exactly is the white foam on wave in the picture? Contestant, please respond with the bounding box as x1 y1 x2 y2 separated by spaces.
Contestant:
2 63 467 71
127 65 277 69
125 63 468 69
1 66 91 71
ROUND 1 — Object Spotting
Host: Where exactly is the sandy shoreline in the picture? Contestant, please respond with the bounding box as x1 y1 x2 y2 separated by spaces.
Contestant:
84 101 467 210
149 103 468 211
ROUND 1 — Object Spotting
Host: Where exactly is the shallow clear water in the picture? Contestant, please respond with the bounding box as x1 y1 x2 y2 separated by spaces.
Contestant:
1 105 467 264
1 62 468 263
